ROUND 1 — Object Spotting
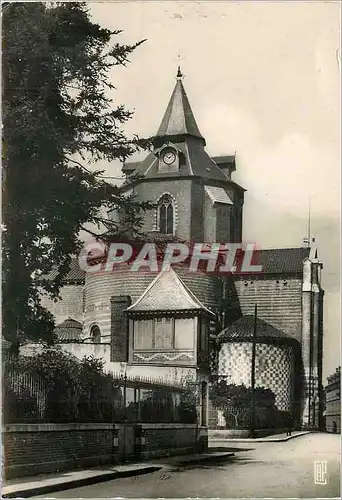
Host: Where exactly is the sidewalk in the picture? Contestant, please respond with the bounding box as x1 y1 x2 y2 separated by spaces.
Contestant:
150 450 234 467
209 430 310 443
1 451 234 498
2 464 161 498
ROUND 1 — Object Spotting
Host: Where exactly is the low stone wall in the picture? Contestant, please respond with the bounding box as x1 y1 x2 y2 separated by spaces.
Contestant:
3 423 119 479
209 428 287 439
3 423 207 479
137 423 206 459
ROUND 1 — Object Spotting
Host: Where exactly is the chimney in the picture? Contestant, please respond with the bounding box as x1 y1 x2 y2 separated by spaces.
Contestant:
110 295 131 362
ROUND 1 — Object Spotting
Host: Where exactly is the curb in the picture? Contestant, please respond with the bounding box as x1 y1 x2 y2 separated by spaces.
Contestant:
2 466 161 499
209 431 310 443
175 452 234 465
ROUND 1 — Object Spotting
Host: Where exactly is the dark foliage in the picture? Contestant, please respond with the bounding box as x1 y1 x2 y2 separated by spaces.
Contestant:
2 2 154 348
210 380 283 429
3 349 197 424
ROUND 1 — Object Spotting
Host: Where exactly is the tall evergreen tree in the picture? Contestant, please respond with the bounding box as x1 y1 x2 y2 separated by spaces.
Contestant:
2 2 152 348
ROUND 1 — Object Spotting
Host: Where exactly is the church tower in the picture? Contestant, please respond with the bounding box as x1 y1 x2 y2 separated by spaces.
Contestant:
110 68 245 244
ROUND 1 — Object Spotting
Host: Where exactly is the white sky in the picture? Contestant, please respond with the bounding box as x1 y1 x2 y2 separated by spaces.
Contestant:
89 1 340 380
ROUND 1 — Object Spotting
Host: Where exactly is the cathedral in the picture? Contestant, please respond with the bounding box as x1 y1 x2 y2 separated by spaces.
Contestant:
33 69 324 430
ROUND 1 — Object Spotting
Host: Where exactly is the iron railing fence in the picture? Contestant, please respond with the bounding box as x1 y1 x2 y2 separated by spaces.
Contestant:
3 367 197 424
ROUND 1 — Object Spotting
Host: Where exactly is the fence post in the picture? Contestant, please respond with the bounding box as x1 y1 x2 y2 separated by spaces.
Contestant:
112 425 119 464
135 424 145 460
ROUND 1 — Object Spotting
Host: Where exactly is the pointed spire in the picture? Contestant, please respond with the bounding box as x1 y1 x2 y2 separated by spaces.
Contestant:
156 70 205 143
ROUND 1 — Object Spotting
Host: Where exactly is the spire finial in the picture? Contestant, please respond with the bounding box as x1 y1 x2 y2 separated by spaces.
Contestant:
303 195 312 247
176 66 183 80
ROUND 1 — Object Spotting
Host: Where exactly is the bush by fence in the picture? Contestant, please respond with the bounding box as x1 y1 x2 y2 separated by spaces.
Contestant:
3 348 198 425
210 380 292 430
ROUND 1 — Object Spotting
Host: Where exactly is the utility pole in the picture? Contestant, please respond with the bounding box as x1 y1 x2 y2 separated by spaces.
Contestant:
250 304 257 438
122 368 128 462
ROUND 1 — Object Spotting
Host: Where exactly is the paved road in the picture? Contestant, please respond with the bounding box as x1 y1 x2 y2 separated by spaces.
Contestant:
34 433 340 498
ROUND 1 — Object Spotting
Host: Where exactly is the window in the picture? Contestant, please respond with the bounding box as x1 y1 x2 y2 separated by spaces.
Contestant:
158 194 174 234
133 319 153 350
174 318 194 349
90 325 101 343
154 318 173 349
133 317 194 350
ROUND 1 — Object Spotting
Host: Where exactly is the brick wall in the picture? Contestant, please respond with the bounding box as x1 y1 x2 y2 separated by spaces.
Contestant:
216 204 232 243
3 423 118 479
3 423 206 479
233 276 303 341
137 423 205 459
84 267 157 339
190 179 205 241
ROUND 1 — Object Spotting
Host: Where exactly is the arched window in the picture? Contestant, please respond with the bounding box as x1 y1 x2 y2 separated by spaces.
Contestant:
158 194 174 234
90 325 101 343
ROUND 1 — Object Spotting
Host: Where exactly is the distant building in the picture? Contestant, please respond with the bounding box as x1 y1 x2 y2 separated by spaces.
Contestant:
325 366 341 433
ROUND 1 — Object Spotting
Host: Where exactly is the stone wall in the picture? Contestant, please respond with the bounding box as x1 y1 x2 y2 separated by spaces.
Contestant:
208 428 287 439
134 178 194 240
3 423 118 479
233 276 303 341
137 424 207 459
3 423 207 479
40 285 84 325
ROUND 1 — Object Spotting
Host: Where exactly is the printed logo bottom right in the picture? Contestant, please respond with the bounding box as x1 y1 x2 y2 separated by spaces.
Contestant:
314 461 328 485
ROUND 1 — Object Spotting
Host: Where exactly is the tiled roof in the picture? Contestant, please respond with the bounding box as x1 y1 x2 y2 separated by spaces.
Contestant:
212 155 236 165
122 162 140 173
156 79 204 141
217 316 297 344
244 247 311 275
42 257 85 283
127 267 215 315
131 139 245 186
205 186 233 205
55 318 83 342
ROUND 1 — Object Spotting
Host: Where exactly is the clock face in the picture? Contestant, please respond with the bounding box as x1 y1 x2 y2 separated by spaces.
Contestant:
162 150 176 165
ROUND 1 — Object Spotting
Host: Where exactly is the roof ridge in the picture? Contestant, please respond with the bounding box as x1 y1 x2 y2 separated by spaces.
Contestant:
253 247 309 252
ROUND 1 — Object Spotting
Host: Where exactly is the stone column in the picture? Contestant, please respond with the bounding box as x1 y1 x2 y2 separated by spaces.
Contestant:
110 295 131 362
301 259 313 427
311 263 324 429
